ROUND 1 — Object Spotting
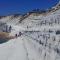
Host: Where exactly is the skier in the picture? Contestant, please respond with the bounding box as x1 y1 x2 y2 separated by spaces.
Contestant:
15 34 18 38
19 32 22 36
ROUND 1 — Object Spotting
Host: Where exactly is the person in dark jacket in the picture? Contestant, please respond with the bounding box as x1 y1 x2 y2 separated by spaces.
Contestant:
15 34 18 38
19 32 22 36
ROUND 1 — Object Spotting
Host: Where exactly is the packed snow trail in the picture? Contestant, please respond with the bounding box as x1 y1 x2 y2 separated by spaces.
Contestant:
0 34 41 60
22 35 41 60
0 37 29 60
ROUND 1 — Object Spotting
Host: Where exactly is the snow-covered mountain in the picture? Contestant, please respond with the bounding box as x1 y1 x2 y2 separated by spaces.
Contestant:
0 1 60 60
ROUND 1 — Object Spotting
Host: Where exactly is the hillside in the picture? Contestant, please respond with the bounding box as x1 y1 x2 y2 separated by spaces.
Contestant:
0 1 60 60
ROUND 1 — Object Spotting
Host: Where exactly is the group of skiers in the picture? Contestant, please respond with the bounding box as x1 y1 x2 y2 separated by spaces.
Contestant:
15 32 22 38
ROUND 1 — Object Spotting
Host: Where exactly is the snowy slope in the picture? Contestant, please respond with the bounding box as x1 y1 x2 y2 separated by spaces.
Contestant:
0 1 60 60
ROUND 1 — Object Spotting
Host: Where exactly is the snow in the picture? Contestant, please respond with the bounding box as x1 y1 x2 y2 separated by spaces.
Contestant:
0 37 29 60
0 1 60 60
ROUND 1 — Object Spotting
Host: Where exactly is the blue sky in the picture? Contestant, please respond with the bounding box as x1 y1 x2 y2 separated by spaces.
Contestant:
0 0 59 16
